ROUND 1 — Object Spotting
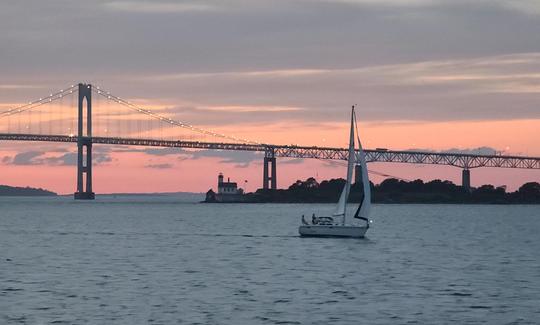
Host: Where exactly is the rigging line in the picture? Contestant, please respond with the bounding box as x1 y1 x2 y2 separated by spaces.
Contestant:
91 86 262 145
0 85 78 118
324 159 412 182
351 106 412 181
367 170 412 182
352 105 362 154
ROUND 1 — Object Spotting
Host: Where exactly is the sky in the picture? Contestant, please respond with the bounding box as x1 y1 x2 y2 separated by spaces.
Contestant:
0 0 539 194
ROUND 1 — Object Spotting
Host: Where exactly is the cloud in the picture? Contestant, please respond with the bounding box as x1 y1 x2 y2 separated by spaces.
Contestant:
188 150 263 168
320 0 440 7
1 151 112 166
111 146 262 167
325 0 540 16
42 153 78 166
323 160 347 168
499 0 540 16
281 158 306 165
123 52 540 125
114 147 189 156
0 84 44 90
103 1 218 13
1 0 540 129
142 69 330 82
145 163 173 169
158 52 540 94
440 147 498 156
405 146 499 156
198 105 304 113
12 151 44 165
141 148 188 156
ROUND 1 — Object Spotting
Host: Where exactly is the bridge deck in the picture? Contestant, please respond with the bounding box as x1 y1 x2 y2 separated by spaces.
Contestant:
1 133 539 169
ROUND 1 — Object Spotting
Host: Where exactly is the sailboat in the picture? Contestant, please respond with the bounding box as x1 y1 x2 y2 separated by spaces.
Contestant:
299 106 371 238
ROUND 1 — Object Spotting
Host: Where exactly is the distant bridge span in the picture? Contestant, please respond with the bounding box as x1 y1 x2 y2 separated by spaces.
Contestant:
2 83 539 198
1 133 539 191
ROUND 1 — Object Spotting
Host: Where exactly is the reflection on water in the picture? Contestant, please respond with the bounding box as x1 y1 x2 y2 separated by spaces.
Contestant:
1 196 539 324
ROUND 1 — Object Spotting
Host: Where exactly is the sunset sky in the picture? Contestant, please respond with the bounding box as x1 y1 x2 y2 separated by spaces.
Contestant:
1 0 539 194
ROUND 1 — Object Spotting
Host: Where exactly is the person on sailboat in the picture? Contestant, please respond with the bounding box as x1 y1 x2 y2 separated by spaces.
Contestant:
312 214 318 225
301 215 309 225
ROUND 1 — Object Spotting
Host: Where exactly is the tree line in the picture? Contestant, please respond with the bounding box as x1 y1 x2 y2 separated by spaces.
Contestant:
246 177 540 204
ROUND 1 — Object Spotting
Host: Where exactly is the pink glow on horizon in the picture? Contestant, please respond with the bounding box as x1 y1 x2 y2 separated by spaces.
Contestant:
0 141 538 195
1 96 539 194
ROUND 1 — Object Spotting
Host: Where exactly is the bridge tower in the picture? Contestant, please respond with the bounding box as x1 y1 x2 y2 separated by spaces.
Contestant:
263 147 277 190
462 168 471 192
74 83 95 200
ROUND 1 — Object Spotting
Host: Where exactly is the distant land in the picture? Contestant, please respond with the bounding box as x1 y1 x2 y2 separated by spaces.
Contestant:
0 185 57 196
3 180 539 204
95 192 204 202
208 178 540 204
96 191 204 196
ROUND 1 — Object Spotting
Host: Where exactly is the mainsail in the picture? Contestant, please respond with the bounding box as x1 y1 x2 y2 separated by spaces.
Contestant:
353 108 372 222
333 107 356 223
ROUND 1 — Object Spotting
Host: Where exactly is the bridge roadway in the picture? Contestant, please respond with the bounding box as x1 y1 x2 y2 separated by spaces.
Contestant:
1 133 539 170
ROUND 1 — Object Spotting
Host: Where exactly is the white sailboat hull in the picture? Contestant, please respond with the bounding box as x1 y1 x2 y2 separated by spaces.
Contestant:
298 225 368 238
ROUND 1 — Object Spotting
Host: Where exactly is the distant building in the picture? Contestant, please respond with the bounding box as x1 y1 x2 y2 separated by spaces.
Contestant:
205 173 245 203
217 173 242 195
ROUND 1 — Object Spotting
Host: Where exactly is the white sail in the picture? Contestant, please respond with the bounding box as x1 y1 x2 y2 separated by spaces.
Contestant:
355 110 371 221
333 107 356 222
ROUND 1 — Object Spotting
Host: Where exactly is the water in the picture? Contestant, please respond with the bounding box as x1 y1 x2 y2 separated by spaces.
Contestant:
1 196 539 324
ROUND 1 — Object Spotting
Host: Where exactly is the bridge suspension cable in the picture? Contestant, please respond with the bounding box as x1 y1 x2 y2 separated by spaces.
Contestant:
0 85 77 118
92 86 261 145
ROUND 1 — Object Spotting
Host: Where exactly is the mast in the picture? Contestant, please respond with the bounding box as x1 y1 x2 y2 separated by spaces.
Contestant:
333 106 356 225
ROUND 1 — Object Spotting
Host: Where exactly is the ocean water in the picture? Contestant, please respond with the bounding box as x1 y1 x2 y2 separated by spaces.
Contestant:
1 196 539 324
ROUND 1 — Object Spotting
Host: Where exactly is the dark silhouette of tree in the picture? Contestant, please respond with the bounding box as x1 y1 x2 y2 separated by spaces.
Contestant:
517 182 540 203
239 177 540 204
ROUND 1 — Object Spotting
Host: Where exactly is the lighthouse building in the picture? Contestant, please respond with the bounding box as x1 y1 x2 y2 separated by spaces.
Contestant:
205 173 245 202
218 173 241 195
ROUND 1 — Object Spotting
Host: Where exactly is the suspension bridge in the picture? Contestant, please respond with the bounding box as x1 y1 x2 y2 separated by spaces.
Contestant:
1 83 539 199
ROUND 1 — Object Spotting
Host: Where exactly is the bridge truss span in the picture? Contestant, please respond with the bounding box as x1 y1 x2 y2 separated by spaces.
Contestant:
364 150 540 169
1 133 539 170
271 145 540 170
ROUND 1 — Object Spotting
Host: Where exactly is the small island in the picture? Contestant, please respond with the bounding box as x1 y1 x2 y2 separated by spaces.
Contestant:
0 185 57 197
206 177 540 204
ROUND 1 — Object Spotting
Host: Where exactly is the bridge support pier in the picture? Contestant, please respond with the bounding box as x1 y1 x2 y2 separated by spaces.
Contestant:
354 164 362 184
462 168 471 192
263 148 277 190
74 83 95 200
